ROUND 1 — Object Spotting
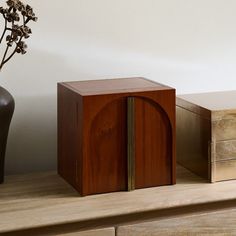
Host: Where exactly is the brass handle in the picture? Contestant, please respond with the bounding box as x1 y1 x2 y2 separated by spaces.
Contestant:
127 97 135 191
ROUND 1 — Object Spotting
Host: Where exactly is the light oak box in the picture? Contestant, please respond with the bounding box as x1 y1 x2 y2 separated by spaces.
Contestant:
58 77 176 196
177 91 236 182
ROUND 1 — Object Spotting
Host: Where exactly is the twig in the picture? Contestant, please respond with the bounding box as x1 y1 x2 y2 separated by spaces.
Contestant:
0 45 10 70
0 18 7 44
0 0 37 71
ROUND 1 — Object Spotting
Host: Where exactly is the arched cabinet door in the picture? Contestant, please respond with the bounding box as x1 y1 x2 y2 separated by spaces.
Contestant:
133 97 173 189
88 97 127 194
87 96 173 194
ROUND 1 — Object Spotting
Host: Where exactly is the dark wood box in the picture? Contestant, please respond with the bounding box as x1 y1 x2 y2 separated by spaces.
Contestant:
58 77 176 196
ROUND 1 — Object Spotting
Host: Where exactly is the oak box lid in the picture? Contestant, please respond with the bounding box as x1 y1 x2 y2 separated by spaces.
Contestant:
177 90 236 120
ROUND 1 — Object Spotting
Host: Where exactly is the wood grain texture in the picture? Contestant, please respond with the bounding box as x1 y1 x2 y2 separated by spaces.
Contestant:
58 84 83 194
212 110 236 141
215 140 236 161
3 166 236 234
64 77 171 96
134 90 176 185
176 106 211 180
61 228 115 236
86 97 127 194
176 97 211 120
212 159 236 182
178 90 236 111
117 207 236 236
135 96 172 188
58 78 175 196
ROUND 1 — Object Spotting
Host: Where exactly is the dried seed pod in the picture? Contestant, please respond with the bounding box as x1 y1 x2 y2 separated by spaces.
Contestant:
0 0 37 70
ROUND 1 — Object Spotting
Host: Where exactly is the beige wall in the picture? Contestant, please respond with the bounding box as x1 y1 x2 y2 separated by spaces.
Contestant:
2 0 236 174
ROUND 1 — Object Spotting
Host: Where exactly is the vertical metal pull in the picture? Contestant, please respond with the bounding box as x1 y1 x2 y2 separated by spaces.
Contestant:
127 97 135 191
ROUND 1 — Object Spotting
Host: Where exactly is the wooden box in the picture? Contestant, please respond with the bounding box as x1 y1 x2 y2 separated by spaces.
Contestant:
177 91 236 182
58 77 175 196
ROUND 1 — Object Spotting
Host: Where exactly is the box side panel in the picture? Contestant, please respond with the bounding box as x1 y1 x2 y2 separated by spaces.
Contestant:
170 90 176 185
176 106 211 180
58 84 82 193
76 94 83 193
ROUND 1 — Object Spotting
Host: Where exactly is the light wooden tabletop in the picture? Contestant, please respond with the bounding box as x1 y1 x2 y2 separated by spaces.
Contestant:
1 166 236 234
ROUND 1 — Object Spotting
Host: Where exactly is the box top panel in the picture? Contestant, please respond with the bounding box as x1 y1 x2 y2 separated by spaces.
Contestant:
178 90 236 111
61 77 173 95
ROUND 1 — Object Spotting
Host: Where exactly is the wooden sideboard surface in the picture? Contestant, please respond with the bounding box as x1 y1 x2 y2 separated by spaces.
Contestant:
1 166 236 235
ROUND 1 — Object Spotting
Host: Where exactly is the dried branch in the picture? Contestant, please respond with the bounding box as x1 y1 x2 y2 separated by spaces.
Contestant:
0 0 37 71
0 18 7 44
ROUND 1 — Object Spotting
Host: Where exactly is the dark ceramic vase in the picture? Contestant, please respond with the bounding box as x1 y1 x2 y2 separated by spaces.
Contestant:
0 86 14 183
